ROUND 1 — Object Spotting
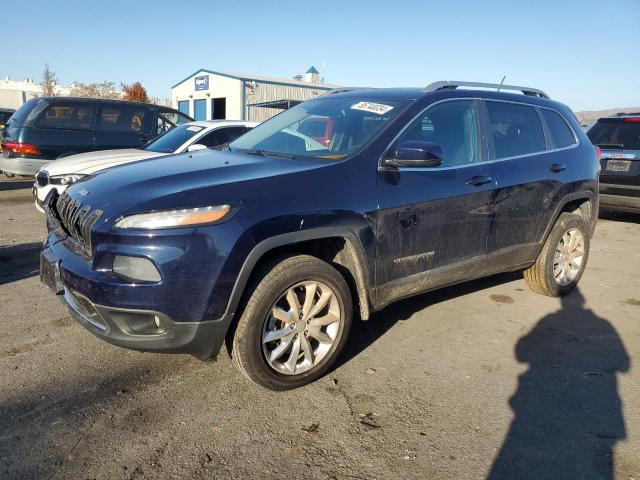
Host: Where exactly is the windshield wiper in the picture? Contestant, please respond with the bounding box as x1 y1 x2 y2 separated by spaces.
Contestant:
245 149 296 159
595 143 625 149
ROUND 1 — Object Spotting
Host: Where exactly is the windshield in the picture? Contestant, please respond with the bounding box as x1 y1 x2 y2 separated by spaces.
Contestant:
144 124 205 153
588 119 640 150
229 96 410 159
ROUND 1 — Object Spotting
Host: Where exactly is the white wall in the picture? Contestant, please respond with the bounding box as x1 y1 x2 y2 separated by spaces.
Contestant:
171 71 243 120
0 78 71 109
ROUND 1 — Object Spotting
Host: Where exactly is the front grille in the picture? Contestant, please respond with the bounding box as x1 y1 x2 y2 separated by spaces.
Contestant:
36 170 49 187
53 192 103 255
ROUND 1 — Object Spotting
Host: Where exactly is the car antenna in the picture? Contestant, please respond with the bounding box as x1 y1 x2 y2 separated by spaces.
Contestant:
496 75 506 92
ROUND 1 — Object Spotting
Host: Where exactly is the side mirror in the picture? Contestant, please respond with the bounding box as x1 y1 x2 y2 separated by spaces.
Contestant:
187 144 208 152
385 141 443 168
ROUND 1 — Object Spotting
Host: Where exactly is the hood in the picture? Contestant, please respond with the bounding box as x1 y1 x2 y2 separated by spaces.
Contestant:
64 149 331 224
42 149 167 176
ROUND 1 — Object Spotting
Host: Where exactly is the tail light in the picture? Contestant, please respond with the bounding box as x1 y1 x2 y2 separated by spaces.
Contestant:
595 146 602 172
2 142 41 156
623 117 640 122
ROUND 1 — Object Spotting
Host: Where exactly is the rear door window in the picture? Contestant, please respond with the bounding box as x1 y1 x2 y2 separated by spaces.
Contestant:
485 101 546 159
587 119 640 150
98 104 150 134
37 102 96 130
541 109 576 148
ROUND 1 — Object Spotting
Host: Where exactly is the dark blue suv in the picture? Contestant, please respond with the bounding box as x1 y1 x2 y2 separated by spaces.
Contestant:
40 81 599 390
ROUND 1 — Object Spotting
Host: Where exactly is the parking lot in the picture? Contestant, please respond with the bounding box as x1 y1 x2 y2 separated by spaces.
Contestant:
0 178 638 479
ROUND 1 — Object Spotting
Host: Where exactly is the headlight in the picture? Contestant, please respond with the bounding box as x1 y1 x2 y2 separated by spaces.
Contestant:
114 205 232 229
50 174 85 185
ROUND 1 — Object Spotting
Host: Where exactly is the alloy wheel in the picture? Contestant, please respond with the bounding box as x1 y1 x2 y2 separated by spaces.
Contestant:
261 280 342 375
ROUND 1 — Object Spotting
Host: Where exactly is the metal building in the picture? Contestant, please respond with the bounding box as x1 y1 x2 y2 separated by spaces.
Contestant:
170 67 337 123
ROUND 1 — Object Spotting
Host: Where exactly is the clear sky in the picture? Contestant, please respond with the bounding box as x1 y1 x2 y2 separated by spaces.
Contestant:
3 0 639 111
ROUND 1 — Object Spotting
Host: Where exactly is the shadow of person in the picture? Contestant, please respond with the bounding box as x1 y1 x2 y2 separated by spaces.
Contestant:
487 288 630 480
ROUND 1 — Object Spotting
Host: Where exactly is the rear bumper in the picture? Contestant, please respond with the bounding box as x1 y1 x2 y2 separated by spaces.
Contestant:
0 156 50 176
60 287 232 360
599 193 640 213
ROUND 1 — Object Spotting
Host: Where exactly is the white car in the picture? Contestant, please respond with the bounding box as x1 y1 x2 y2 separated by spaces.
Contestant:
33 120 257 212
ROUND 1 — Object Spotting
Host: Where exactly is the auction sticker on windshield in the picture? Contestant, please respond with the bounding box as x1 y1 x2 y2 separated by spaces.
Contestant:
351 102 394 115
187 126 204 132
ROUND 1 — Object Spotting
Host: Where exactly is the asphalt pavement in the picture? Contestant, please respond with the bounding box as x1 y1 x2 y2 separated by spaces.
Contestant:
1 177 638 480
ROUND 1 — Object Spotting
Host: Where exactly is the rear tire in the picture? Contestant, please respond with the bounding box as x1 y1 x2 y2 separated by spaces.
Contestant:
524 212 590 297
232 255 352 390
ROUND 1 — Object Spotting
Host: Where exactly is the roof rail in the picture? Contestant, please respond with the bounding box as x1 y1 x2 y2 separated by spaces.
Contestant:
425 81 549 99
321 87 373 96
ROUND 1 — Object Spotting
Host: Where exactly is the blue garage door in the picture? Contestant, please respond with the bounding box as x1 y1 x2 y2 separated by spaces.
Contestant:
193 99 206 121
178 100 190 117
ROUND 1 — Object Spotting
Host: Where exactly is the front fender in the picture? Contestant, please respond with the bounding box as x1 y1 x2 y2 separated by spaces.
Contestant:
205 212 376 322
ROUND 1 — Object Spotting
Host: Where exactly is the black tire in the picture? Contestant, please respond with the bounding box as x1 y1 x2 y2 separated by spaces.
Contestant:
524 212 590 297
231 255 352 390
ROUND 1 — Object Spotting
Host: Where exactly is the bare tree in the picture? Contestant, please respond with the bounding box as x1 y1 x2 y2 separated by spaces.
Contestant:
40 63 57 97
69 81 120 99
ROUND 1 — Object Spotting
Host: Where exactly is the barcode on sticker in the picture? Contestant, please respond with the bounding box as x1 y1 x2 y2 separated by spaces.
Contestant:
351 102 394 115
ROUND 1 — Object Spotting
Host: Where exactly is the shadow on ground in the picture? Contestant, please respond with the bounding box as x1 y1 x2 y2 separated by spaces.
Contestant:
487 288 630 479
0 180 33 192
0 354 197 479
599 209 639 224
0 242 42 286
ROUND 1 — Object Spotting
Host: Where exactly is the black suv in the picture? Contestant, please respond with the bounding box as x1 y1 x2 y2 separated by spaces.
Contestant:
0 97 192 176
587 113 640 213
39 81 599 390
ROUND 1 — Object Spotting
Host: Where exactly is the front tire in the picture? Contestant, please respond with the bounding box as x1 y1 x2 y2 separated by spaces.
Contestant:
232 255 353 390
524 212 590 297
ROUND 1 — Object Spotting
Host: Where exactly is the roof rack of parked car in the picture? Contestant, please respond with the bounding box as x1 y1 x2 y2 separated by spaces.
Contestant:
425 81 550 99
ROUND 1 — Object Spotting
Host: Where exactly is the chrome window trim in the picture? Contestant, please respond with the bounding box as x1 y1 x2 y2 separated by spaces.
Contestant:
378 97 580 171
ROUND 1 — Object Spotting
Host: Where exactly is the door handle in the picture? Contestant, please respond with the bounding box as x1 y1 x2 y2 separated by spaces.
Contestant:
466 175 493 186
548 163 567 173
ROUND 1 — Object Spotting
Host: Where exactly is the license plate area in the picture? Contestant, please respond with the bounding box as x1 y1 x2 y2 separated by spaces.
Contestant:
40 249 64 295
606 159 631 172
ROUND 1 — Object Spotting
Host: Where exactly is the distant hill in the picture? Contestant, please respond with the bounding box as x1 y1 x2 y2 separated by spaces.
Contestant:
574 107 640 126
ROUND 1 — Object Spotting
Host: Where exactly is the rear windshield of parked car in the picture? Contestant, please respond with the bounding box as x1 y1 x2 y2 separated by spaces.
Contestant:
145 124 205 153
541 109 576 149
229 97 411 159
5 98 40 126
485 101 546 159
588 119 640 150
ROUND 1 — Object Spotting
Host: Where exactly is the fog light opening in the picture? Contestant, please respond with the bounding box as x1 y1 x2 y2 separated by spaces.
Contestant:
154 315 161 328
112 255 161 283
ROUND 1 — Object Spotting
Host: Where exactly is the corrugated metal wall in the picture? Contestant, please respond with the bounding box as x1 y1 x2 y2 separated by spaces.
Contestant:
245 82 331 123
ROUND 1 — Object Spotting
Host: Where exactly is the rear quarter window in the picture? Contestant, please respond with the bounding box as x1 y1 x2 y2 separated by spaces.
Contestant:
37 102 96 130
541 109 577 148
485 101 546 159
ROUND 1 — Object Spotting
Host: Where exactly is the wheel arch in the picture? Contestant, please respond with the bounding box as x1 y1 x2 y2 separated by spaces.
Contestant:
539 191 596 250
223 227 373 321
